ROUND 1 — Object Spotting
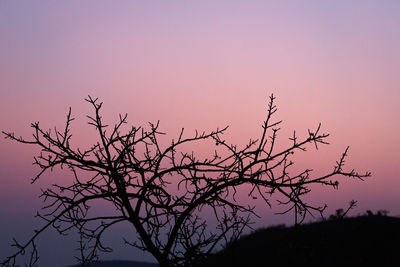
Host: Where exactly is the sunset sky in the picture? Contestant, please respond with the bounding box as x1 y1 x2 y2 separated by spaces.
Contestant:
1 1 399 266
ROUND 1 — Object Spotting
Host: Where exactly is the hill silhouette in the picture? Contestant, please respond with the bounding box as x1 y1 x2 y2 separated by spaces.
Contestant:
67 215 400 267
200 214 400 267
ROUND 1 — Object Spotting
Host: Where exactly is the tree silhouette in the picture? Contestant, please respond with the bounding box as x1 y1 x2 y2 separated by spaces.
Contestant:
1 95 370 267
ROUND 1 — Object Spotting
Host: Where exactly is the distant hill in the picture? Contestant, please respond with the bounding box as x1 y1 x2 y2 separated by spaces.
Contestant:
67 260 158 267
200 215 400 267
67 215 400 267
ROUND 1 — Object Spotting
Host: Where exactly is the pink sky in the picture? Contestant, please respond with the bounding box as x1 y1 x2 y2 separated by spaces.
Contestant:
1 1 399 265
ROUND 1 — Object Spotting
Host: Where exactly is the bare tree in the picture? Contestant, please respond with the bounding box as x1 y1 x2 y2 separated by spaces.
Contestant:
1 95 370 267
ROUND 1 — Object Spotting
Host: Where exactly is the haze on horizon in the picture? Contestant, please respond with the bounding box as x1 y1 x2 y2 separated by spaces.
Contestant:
1 1 399 266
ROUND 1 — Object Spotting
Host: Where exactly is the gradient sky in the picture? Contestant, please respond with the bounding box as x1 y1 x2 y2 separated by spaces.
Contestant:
1 1 399 266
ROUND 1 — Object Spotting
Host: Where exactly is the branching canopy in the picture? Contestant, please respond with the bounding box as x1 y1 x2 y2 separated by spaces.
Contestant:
1 95 370 267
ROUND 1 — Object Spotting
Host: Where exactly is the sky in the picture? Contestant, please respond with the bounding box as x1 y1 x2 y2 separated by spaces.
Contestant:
1 1 399 266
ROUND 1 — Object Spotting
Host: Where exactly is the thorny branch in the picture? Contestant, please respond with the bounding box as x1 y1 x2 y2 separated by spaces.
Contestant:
1 94 370 267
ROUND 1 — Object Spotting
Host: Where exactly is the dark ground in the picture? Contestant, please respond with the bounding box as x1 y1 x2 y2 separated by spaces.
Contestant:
201 215 400 267
67 260 158 267
69 215 400 267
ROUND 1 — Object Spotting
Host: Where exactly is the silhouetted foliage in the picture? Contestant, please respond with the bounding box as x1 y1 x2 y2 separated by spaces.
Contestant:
364 209 389 217
376 209 389 216
1 95 370 267
328 200 358 220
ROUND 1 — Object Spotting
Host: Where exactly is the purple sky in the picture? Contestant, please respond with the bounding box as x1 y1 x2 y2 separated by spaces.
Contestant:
1 1 399 266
